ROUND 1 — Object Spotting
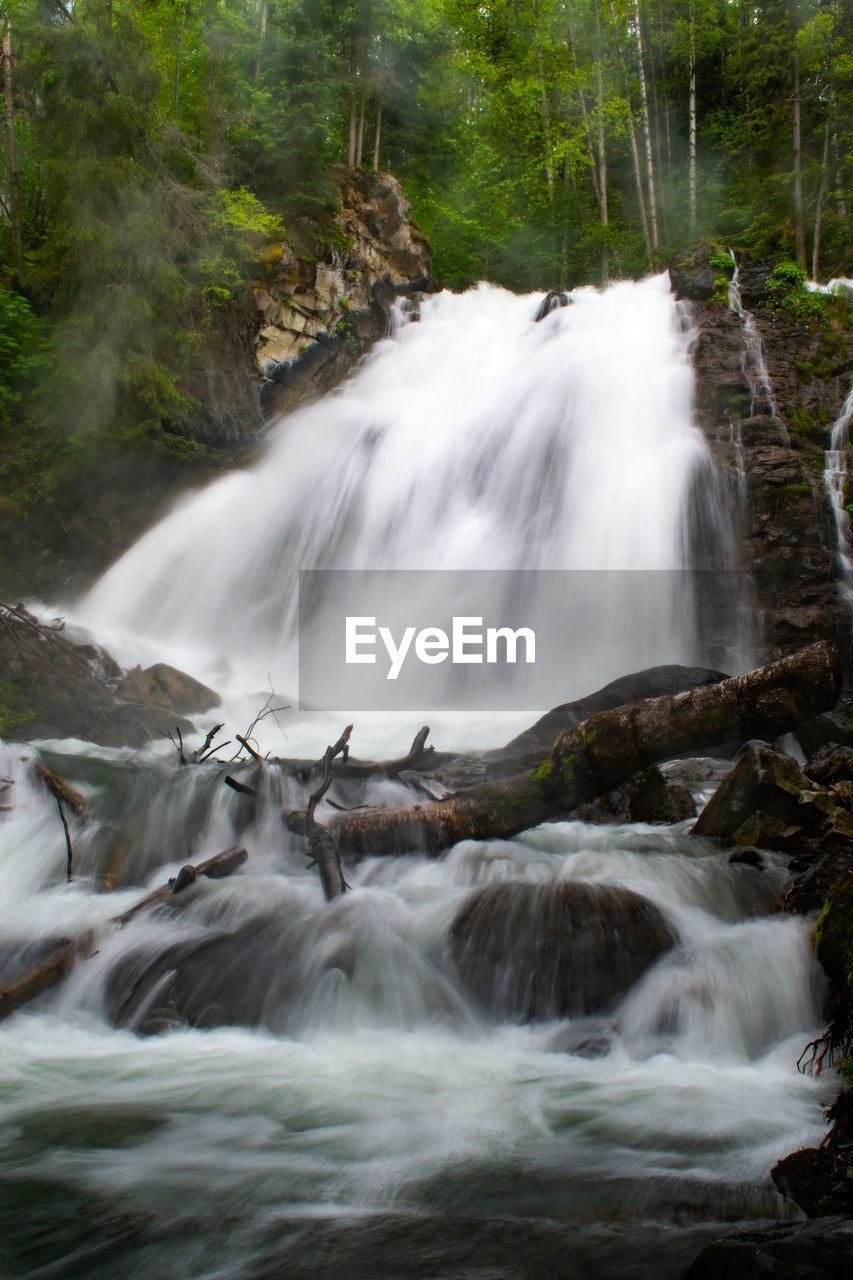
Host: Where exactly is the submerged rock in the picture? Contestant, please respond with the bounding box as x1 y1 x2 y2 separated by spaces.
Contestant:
448 880 676 1022
104 915 303 1034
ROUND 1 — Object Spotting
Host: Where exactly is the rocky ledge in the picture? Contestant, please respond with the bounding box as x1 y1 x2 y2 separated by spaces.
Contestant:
0 602 219 747
252 167 432 418
672 242 853 669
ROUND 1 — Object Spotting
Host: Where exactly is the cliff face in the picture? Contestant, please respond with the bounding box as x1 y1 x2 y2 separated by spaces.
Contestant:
678 256 853 669
251 168 432 419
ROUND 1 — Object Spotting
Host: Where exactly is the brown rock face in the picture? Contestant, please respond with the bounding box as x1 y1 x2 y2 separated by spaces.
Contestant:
255 168 432 418
115 662 221 715
686 262 852 669
448 879 676 1022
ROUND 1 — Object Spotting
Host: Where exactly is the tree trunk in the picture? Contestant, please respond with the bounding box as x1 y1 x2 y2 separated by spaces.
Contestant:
254 0 267 82
174 2 187 126
356 82 366 167
793 49 807 272
632 0 659 249
813 112 831 282
372 99 382 170
831 111 848 230
347 38 358 167
566 0 602 212
688 0 697 234
608 0 651 264
2 19 23 281
294 642 840 862
594 0 608 280
536 45 555 200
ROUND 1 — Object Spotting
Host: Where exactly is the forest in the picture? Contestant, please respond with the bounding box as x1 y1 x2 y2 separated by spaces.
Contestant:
0 0 851 541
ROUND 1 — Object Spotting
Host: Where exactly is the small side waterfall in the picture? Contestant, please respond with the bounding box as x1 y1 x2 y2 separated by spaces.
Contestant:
824 384 853 610
727 255 789 443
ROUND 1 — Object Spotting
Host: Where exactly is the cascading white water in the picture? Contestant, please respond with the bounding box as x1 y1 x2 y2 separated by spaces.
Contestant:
824 384 853 610
74 276 717 720
727 255 789 444
0 276 832 1279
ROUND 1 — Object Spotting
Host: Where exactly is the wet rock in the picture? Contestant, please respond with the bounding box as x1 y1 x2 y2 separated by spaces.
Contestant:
682 1218 853 1279
104 915 303 1034
689 280 852 665
533 291 570 321
805 743 853 791
668 242 718 301
448 880 677 1022
798 695 853 757
772 1090 853 1221
115 662 221 715
545 1015 615 1058
692 744 836 849
569 764 696 825
728 847 766 869
0 602 196 747
487 663 728 778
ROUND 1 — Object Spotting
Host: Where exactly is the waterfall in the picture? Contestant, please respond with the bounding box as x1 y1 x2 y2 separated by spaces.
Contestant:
72 275 730 716
1 276 829 1279
824 383 853 610
727 255 789 443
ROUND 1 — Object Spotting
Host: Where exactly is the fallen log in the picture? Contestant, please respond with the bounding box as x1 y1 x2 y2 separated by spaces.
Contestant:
0 933 94 1022
286 641 841 862
0 846 248 1023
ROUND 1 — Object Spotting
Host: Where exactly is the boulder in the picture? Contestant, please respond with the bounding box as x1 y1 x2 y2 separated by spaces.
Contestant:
668 242 718 301
448 880 676 1022
0 603 196 747
692 744 837 849
105 915 304 1034
798 695 853 757
682 1219 853 1279
115 663 220 715
569 764 696 825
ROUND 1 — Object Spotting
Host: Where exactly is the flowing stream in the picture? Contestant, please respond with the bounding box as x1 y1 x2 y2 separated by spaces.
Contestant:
0 276 831 1278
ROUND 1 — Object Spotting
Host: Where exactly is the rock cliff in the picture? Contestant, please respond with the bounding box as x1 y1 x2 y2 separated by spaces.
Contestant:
674 249 853 670
251 167 432 419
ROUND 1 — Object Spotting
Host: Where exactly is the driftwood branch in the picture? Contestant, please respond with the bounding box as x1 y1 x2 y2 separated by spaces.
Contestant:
224 775 259 799
296 739 349 901
35 762 86 814
286 642 841 863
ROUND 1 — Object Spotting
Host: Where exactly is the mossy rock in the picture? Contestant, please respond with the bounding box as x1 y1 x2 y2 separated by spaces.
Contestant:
815 875 853 995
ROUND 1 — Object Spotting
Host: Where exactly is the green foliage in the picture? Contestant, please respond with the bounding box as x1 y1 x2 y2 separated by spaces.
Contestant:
0 676 37 738
0 290 42 428
767 261 808 290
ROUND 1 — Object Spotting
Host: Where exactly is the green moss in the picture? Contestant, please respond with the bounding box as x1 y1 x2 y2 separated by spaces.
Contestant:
0 676 37 738
776 481 812 504
815 878 853 994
